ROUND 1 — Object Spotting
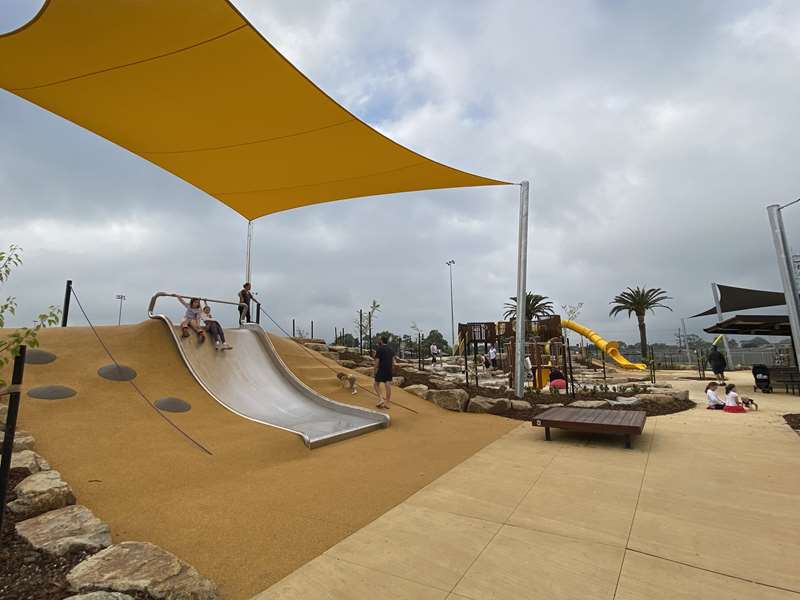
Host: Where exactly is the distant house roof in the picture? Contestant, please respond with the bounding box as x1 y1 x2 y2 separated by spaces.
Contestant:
703 314 790 337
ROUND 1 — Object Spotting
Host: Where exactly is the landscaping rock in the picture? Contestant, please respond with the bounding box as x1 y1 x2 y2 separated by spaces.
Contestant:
608 397 641 406
354 367 374 376
428 378 457 390
337 359 357 369
392 376 405 387
568 400 609 408
8 470 76 518
10 450 51 475
303 343 329 353
328 346 347 353
636 393 674 405
16 505 111 556
537 403 563 409
67 541 217 600
0 403 6 424
667 389 690 401
467 396 509 414
319 351 340 361
442 365 462 373
0 429 35 451
510 400 530 411
403 384 429 398
425 389 468 412
65 593 135 600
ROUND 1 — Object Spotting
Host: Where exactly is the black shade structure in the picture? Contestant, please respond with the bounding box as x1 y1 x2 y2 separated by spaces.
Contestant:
691 285 788 318
704 315 791 337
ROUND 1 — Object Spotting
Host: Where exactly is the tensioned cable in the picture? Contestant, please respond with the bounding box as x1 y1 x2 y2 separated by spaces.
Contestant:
70 287 213 455
257 304 418 414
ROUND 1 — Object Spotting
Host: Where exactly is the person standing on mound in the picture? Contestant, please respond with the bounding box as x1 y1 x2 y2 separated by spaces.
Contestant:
373 335 394 409
724 383 747 413
707 345 727 380
238 282 253 324
488 343 498 369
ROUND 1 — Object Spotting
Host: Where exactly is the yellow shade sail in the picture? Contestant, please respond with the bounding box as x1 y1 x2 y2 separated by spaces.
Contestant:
0 0 509 220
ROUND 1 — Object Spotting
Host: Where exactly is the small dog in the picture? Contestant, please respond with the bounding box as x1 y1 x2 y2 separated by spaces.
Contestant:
741 396 759 411
336 372 358 395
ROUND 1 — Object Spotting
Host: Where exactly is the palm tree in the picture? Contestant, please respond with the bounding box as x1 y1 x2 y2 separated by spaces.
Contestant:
503 292 554 322
609 287 672 359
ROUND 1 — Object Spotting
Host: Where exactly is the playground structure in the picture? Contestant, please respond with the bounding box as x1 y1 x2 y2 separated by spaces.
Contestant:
148 293 389 448
455 313 646 390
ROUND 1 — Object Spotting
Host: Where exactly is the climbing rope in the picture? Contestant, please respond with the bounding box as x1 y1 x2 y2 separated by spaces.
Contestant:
70 286 213 455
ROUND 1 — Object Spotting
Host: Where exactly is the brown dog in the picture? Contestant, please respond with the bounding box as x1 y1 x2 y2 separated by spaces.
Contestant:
336 372 358 395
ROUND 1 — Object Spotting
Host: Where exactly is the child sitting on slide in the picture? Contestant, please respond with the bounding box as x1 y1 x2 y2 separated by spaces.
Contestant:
705 381 725 410
178 296 205 342
201 302 232 350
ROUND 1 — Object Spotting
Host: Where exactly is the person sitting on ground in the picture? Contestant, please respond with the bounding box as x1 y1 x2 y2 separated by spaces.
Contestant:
178 296 205 342
336 372 358 395
705 381 725 410
483 353 492 370
723 383 747 413
707 345 727 381
238 282 253 324
201 302 232 350
549 367 567 391
373 335 394 409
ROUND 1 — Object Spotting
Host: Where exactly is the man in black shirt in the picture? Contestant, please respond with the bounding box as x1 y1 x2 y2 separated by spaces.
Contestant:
238 282 252 324
373 335 394 409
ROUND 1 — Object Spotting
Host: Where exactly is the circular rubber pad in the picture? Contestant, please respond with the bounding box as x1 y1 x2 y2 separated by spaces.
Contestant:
25 349 57 365
28 385 77 400
97 364 137 381
154 397 192 413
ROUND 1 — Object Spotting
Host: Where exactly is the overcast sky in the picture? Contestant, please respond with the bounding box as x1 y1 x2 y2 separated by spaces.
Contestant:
2 0 800 345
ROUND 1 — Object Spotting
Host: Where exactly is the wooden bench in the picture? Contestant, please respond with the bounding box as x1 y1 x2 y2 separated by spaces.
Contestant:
768 367 800 395
532 407 647 449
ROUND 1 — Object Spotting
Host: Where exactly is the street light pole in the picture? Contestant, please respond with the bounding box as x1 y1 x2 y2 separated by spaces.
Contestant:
115 294 126 326
514 181 530 399
767 202 800 367
446 260 456 351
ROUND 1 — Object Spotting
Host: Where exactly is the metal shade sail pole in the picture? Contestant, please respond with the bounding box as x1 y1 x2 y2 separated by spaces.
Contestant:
446 260 456 351
245 220 254 284
514 181 530 398
710 283 733 368
767 204 800 367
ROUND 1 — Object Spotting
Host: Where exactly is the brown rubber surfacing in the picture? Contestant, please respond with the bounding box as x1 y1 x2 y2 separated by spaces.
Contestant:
7 321 517 599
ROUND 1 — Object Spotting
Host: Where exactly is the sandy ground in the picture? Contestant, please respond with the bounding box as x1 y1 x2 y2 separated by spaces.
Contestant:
4 321 517 599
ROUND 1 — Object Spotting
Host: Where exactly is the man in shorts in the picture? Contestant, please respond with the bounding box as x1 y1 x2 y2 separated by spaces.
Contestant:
373 335 394 409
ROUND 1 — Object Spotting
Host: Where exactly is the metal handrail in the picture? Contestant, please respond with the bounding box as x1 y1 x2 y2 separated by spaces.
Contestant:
147 291 245 315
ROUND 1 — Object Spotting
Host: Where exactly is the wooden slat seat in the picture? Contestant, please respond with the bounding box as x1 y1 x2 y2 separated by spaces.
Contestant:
532 407 646 449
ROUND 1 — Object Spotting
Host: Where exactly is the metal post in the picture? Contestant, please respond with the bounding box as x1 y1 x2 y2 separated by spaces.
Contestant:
464 333 469 387
292 318 295 338
710 283 734 370
514 181 530 398
0 346 26 533
61 279 72 327
311 321 314 339
245 220 253 284
115 294 126 326
768 204 800 368
446 260 456 349
335 327 338 345
359 310 363 355
681 318 691 366
601 349 607 383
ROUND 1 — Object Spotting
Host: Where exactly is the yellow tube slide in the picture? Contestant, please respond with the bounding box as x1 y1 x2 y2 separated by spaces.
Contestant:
561 319 647 370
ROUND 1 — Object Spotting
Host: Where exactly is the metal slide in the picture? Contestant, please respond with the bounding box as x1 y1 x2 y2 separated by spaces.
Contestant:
148 293 389 448
561 319 647 370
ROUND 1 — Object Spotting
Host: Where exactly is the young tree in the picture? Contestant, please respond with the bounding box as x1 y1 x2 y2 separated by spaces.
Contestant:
1 245 61 386
503 292 554 322
609 287 672 359
424 329 451 355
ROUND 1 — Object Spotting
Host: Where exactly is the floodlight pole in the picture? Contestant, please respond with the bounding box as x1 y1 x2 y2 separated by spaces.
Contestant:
710 283 734 368
514 181 530 399
446 260 456 350
767 203 800 367
245 220 253 284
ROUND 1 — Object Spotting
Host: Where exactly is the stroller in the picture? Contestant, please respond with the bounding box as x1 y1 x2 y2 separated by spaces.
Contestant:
752 364 772 393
